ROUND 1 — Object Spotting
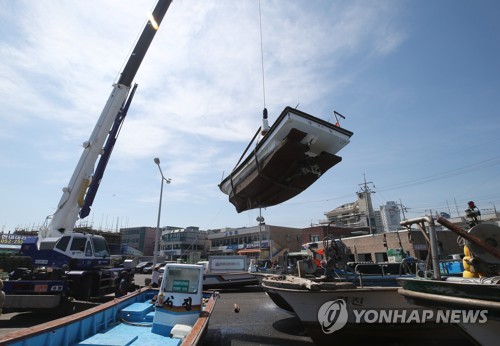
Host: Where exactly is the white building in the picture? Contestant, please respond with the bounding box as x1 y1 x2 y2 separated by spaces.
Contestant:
380 201 402 232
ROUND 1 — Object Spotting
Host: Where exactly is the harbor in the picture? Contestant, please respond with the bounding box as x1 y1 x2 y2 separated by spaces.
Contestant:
1 1 499 345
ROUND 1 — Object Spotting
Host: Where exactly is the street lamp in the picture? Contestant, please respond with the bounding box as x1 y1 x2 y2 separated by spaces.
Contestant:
153 157 171 267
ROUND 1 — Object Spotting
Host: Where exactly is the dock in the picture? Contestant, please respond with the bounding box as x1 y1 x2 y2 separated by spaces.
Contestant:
204 286 314 345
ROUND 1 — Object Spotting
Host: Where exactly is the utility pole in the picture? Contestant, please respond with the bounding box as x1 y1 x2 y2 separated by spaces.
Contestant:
358 174 375 235
454 198 460 217
398 199 409 220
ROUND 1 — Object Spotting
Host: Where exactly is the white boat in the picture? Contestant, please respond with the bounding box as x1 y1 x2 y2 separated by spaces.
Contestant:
219 106 353 213
0 263 219 346
261 275 471 345
198 256 259 289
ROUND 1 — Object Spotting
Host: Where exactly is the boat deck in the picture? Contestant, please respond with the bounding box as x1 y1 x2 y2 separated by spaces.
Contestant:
77 301 172 346
2 288 215 346
79 320 179 346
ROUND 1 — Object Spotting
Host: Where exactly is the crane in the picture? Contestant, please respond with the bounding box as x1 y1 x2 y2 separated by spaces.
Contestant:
2 1 175 310
39 0 172 245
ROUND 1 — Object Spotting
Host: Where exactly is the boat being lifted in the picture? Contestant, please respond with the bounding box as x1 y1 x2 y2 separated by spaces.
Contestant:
219 106 353 213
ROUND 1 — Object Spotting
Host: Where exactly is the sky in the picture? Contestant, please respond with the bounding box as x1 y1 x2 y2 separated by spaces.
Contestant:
1 0 499 233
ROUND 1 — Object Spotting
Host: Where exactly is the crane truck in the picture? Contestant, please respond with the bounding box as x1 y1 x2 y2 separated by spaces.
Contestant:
1 0 173 312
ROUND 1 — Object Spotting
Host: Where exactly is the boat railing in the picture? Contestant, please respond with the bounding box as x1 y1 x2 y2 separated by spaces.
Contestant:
353 262 414 287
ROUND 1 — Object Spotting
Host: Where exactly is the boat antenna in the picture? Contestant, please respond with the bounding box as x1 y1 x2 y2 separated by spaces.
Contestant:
259 0 266 110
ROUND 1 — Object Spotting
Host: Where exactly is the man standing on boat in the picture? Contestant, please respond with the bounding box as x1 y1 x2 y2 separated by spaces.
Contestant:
151 265 161 288
115 272 131 298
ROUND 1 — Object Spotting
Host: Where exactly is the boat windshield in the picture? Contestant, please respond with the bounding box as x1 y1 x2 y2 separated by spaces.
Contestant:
163 267 200 294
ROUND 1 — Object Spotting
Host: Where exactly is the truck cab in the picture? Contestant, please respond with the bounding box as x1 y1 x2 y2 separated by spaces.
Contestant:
20 233 111 270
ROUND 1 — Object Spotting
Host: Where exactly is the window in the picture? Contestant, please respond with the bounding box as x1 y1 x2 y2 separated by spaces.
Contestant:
375 252 388 263
92 237 111 257
163 267 200 294
70 237 86 252
357 253 373 262
55 236 71 252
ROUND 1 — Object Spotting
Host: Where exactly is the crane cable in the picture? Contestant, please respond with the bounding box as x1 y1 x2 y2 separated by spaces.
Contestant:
259 0 266 109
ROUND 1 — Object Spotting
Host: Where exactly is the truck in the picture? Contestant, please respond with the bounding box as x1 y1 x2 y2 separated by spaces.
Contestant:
1 0 173 312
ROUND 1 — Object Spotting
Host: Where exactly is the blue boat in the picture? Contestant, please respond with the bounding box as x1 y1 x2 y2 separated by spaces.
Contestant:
1 263 219 346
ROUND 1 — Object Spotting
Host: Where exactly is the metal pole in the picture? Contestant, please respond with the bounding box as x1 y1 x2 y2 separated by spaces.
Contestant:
154 174 164 267
400 216 441 280
153 157 171 267
257 209 264 260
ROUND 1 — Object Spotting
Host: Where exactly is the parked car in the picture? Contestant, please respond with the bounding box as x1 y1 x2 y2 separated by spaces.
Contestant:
142 263 155 274
158 261 177 274
135 261 152 273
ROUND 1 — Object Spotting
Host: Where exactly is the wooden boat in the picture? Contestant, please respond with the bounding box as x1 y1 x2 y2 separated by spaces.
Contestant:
261 275 471 345
397 217 500 345
219 106 353 213
0 263 219 346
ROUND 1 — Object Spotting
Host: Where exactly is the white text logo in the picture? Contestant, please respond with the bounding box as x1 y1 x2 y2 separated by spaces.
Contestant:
317 299 348 334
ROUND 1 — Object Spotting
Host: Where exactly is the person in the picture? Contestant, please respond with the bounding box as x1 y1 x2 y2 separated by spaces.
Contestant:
115 272 130 298
151 265 161 288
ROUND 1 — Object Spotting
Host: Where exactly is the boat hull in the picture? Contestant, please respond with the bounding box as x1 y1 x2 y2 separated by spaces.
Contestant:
220 106 352 213
262 276 472 345
398 277 500 345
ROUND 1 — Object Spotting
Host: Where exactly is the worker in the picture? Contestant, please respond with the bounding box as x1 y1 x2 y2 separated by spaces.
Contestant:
151 265 161 288
115 272 130 298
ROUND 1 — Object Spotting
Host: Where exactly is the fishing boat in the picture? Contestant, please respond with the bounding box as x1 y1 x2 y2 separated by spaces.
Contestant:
260 236 473 344
219 106 353 213
198 256 259 289
260 275 470 345
260 261 417 315
397 216 500 346
0 263 219 346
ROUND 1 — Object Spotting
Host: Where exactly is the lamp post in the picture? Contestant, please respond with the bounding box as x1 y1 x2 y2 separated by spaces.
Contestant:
153 157 171 267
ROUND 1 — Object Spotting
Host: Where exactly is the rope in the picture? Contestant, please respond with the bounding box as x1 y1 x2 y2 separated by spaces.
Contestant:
233 126 262 171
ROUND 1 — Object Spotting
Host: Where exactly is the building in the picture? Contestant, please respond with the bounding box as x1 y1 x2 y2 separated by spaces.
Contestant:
160 226 208 262
379 201 402 232
207 224 303 265
300 225 357 245
322 191 379 234
120 227 156 256
341 228 465 263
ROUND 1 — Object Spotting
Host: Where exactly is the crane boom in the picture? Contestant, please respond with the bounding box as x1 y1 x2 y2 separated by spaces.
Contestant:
40 0 173 240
